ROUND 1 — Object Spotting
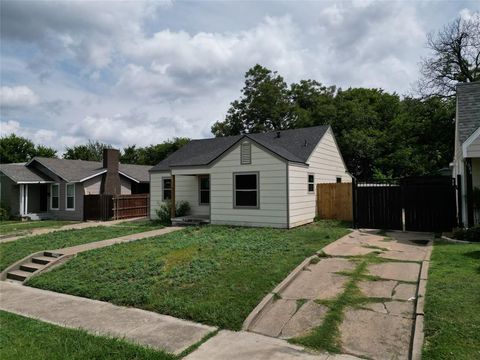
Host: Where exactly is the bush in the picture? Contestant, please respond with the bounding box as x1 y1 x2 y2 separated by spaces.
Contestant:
155 200 191 224
0 206 10 221
452 226 480 242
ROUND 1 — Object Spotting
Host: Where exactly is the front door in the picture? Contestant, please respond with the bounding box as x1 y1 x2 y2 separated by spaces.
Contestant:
39 184 48 212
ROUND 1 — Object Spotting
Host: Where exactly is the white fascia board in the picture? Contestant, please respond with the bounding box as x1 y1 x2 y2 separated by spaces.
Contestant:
462 127 480 158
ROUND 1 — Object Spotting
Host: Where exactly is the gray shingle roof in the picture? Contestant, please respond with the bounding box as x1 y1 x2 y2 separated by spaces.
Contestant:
0 163 53 183
151 125 330 171
24 157 151 183
457 82 480 144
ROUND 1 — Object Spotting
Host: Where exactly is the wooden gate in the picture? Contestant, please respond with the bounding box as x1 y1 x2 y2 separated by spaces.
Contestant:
316 183 353 221
353 177 457 232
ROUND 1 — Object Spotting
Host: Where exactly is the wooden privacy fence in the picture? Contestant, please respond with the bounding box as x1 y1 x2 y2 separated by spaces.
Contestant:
84 193 149 221
113 194 149 220
316 183 353 221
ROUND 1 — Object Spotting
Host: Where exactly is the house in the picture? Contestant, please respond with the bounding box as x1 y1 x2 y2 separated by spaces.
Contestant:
150 125 351 228
452 81 480 228
0 149 151 221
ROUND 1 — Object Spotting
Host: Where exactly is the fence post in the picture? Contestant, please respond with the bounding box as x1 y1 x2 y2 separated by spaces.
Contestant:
352 178 357 228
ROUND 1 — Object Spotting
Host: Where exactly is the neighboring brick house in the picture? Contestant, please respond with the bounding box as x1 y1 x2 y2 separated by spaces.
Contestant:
0 149 151 220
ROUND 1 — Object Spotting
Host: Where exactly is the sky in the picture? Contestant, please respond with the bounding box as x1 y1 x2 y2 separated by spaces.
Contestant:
1 0 479 153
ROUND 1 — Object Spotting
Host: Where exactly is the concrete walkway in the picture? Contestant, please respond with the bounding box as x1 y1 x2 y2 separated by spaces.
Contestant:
0 217 146 243
244 230 432 360
0 281 215 355
2 226 182 283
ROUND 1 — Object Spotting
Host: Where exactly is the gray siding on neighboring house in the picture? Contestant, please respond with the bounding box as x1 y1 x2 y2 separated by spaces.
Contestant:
48 182 85 221
288 128 351 228
0 174 19 215
120 177 132 195
84 176 102 194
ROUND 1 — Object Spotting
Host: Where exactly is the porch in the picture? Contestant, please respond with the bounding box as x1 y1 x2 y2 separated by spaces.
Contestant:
18 183 52 220
167 173 210 222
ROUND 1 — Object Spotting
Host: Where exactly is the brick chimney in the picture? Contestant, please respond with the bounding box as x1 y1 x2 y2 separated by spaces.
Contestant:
101 148 121 195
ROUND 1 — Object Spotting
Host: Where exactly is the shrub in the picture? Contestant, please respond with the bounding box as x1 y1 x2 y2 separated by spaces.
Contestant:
0 206 10 221
155 200 191 224
452 226 480 242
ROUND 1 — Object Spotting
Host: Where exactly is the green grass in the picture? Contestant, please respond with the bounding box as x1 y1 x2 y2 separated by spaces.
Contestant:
0 220 163 271
27 221 349 330
422 241 480 360
0 220 77 237
0 310 175 360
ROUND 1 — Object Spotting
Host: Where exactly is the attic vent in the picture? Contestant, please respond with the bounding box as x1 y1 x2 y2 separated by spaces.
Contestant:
241 142 251 165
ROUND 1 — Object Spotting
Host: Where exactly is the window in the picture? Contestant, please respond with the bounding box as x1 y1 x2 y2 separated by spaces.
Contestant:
234 173 258 208
51 184 59 210
199 175 210 205
308 174 315 193
163 178 172 201
241 142 251 164
66 183 75 210
336 177 342 183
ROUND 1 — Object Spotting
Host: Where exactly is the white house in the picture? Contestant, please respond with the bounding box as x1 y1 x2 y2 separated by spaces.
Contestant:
452 81 480 227
150 125 351 228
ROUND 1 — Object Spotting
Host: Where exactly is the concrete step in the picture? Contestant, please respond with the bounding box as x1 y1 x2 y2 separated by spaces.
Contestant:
44 251 63 258
6 269 31 282
20 262 44 273
32 256 56 265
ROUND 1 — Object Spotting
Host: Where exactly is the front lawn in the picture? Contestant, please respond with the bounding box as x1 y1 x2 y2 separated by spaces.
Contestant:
0 220 163 271
0 311 175 360
0 220 77 237
27 221 349 330
422 241 480 359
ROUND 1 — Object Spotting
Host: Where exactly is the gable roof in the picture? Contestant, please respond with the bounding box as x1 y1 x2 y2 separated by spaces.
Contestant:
23 157 151 183
151 125 330 171
0 163 54 184
457 82 480 144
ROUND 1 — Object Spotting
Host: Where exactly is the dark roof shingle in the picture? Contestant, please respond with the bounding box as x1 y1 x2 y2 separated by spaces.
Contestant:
151 125 330 171
0 163 53 183
457 82 480 144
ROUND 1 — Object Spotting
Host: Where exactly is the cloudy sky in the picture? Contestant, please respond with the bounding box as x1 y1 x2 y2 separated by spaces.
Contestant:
1 0 479 153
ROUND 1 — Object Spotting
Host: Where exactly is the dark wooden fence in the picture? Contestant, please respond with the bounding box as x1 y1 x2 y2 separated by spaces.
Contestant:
84 194 149 221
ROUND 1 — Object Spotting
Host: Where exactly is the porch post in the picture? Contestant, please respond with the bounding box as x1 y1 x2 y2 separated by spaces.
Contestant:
19 184 24 215
25 184 28 215
171 174 176 219
466 158 474 227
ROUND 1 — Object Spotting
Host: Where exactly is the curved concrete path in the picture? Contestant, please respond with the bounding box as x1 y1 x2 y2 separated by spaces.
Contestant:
0 281 215 355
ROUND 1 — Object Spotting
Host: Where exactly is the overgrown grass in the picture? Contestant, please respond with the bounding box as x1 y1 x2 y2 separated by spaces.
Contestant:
0 220 77 237
0 311 175 360
422 241 480 359
27 221 349 330
0 220 163 271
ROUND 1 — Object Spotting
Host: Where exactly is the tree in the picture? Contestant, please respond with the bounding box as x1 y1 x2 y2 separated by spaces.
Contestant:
212 64 293 136
120 145 141 164
419 14 480 97
63 140 110 161
120 138 190 165
0 134 57 163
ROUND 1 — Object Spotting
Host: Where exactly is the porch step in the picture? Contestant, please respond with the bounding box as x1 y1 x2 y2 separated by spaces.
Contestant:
44 251 63 258
19 262 44 273
6 270 32 282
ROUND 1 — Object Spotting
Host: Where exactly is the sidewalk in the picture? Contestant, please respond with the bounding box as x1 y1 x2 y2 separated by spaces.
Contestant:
0 217 146 243
0 281 215 355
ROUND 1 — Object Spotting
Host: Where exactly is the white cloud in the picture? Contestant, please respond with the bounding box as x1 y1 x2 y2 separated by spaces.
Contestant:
0 86 39 107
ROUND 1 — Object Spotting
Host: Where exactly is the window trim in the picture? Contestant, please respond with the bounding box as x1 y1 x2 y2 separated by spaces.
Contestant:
308 173 315 194
162 177 172 201
50 183 60 210
233 171 259 209
198 175 210 205
240 141 252 165
65 183 75 211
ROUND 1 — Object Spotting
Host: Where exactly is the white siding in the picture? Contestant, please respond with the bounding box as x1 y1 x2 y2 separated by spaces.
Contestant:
83 176 102 194
465 133 480 158
288 128 350 228
120 177 132 195
175 175 210 216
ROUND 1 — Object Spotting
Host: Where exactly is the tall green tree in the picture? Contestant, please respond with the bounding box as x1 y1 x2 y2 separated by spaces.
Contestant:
63 140 111 161
120 138 190 165
212 64 293 136
0 134 57 163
